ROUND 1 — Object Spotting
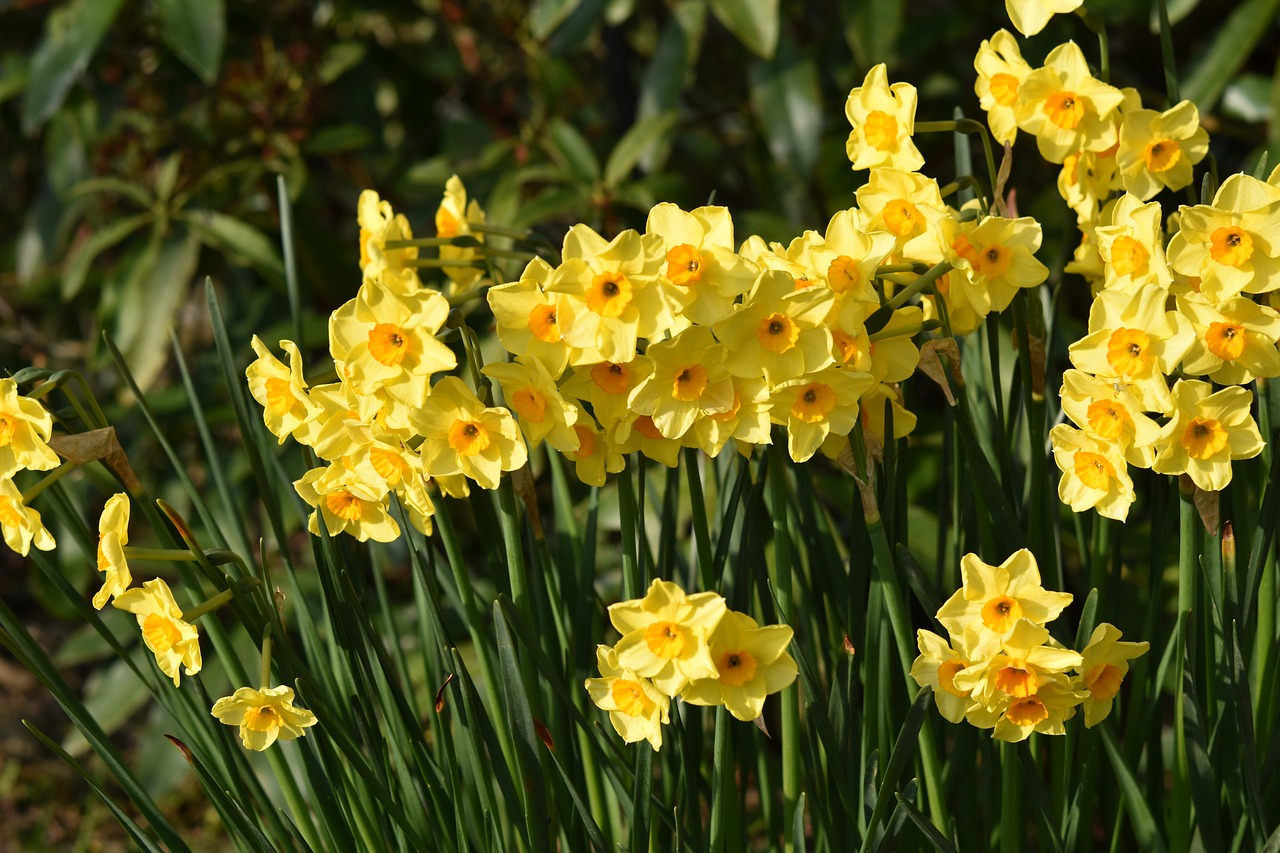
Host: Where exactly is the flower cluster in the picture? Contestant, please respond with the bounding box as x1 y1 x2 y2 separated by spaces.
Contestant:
911 550 1152 737
911 549 1147 741
248 178 528 542
586 579 797 750
0 378 59 556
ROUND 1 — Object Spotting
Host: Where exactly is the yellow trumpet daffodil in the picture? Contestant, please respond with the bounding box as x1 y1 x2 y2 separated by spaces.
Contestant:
113 578 201 686
212 685 319 751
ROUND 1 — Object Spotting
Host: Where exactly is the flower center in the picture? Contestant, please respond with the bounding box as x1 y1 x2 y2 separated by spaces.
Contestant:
1109 236 1149 278
1105 328 1154 379
832 330 863 365
527 303 561 343
587 272 632 317
937 660 969 697
790 383 836 424
1205 322 1247 361
989 72 1020 107
142 613 183 653
1086 399 1129 440
448 420 491 456
264 378 298 416
1044 91 1085 129
665 244 705 286
644 621 689 658
591 362 630 395
757 313 800 354
862 110 898 151
1085 663 1125 700
325 489 365 521
245 705 282 733
611 679 654 717
1210 227 1254 268
980 595 1023 634
368 323 413 367
717 650 758 688
1181 416 1228 460
634 415 664 439
1144 138 1181 173
0 416 14 446
827 256 860 293
1073 450 1115 490
369 448 409 485
672 364 709 402
436 207 460 239
994 661 1040 698
572 425 597 459
0 496 21 529
883 199 922 238
510 387 548 423
1005 695 1049 727
977 244 1012 279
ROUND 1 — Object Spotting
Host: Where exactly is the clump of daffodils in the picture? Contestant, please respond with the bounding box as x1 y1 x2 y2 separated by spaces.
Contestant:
911 549 1147 741
586 579 797 751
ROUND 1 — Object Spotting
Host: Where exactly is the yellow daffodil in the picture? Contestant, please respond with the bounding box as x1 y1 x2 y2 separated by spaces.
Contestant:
714 270 835 386
844 63 924 172
211 685 318 751
483 358 580 454
680 610 797 722
357 189 420 293
1058 145 1121 227
609 578 726 696
340 431 436 535
768 366 876 463
414 377 527 490
854 168 947 264
1178 292 1280 384
1005 0 1082 36
0 476 55 555
815 208 896 320
1059 369 1162 467
1167 173 1280 302
565 409 625 488
561 357 655 435
627 327 734 440
113 578 201 686
923 267 986 337
738 232 826 292
856 382 917 447
436 174 487 294
1049 424 1136 521
246 336 321 445
487 258 582 377
974 30 1033 145
292 381 383 462
1017 41 1124 163
0 378 59 478
585 645 670 751
1151 380 1263 491
1077 623 1149 727
937 549 1073 642
689 378 772 459
955 619 1083 710
645 203 758 327
1066 285 1195 413
545 225 670 364
1116 101 1208 201
910 627 998 724
981 679 1086 742
294 463 400 543
94 493 131 609
1094 193 1173 292
611 413 682 468
947 215 1049 314
329 281 457 406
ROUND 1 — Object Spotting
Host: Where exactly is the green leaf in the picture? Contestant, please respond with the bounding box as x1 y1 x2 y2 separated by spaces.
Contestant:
842 0 904 67
1100 725 1167 853
1183 0 1280 113
61 212 152 299
792 791 808 852
708 0 779 60
184 209 284 279
155 0 226 84
530 0 583 39
21 0 126 134
896 790 958 852
114 227 201 392
493 603 551 853
546 120 601 185
749 36 822 179
858 687 931 853
69 176 152 208
604 112 678 188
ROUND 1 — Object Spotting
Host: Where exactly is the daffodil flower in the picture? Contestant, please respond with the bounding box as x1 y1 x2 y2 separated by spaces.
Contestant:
680 610 797 722
627 326 734 441
1095 193 1174 292
94 493 132 609
113 578 201 686
1058 369 1162 468
246 337 322 445
1005 0 1082 37
844 64 924 172
1116 101 1209 201
910 627 998 724
1016 41 1123 164
854 168 947 264
609 579 726 696
645 203 758 328
1076 623 1149 727
585 645 670 751
0 476 55 556
413 377 527 490
1177 292 1280 385
294 462 400 543
0 378 59 479
768 367 876 463
564 408 625 488
1050 425 1136 521
1151 380 1263 491
714 270 834 386
974 29 1033 145
436 174 488 295
1167 173 1280 302
483 357 581 453
487 258 582 377
954 619 1083 710
357 189 420 293
937 550 1073 642
212 685 318 751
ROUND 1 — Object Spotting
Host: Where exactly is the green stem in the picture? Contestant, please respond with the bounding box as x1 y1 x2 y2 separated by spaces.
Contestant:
259 630 273 690
914 119 1000 212
407 258 487 269
683 448 714 590
1154 0 1181 104
384 236 479 249
1001 742 1022 853
618 462 642 600
181 587 237 623
864 261 954 335
874 263 930 276
122 546 201 562
1171 480 1197 853
1075 8 1111 83
708 706 732 853
767 442 799 853
497 480 531 615
19 462 78 503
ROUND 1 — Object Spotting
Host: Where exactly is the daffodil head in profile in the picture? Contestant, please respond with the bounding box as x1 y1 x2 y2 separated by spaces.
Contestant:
113 578 201 687
212 685 318 751
585 645 670 751
1077 623 1149 728
94 493 132 609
